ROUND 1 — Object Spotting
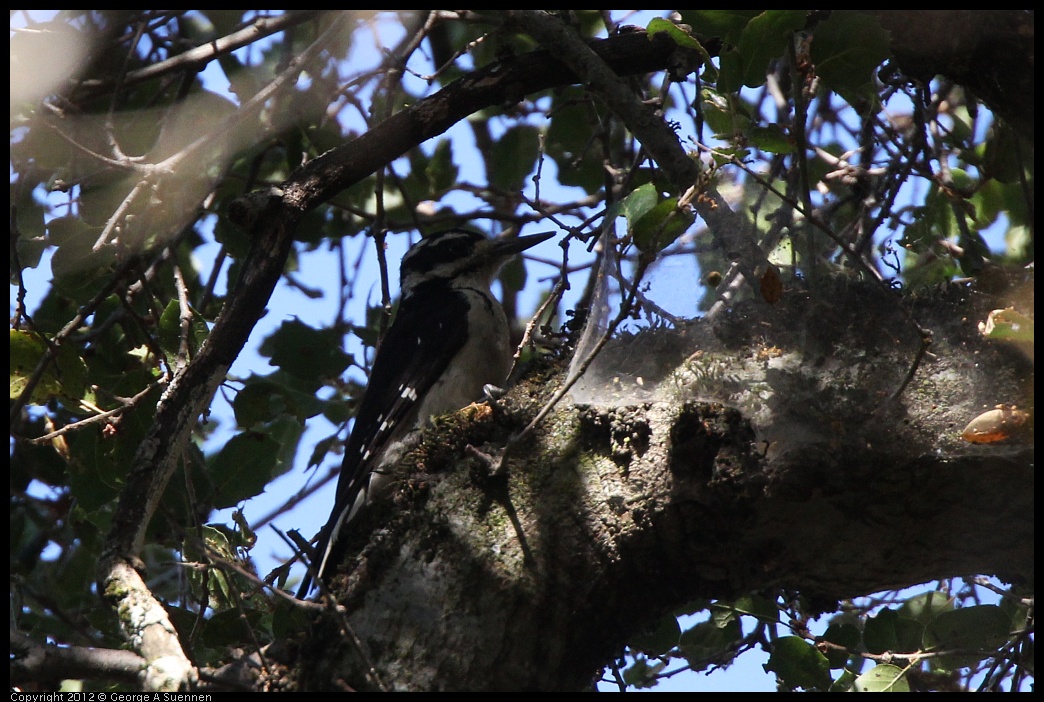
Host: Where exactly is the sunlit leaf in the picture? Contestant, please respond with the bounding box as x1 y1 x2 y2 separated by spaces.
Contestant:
852 664 910 692
978 307 1034 343
617 183 659 224
10 329 89 406
632 197 694 255
646 18 717 81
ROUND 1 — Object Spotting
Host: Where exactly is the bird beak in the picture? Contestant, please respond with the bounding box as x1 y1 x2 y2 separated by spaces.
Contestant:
488 230 555 258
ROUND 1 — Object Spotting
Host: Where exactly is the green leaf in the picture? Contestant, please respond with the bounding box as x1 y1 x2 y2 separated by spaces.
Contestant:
830 668 858 692
646 18 717 81
158 299 210 363
182 525 237 610
490 125 539 192
864 601 922 660
700 87 755 141
809 11 892 105
544 87 607 193
617 183 659 224
716 50 746 95
207 416 302 509
259 318 352 387
898 590 955 626
680 10 762 46
66 432 119 512
852 664 910 692
272 595 313 639
821 622 861 669
622 657 665 689
678 618 742 671
647 18 705 50
632 198 694 255
923 605 1012 671
864 608 900 654
899 184 957 249
979 307 1034 343
213 211 252 259
48 216 112 299
402 139 459 203
630 614 681 656
233 372 326 427
969 178 1005 231
11 201 47 275
724 593 781 624
734 11 808 89
765 636 832 690
427 139 459 195
10 329 89 406
748 124 798 154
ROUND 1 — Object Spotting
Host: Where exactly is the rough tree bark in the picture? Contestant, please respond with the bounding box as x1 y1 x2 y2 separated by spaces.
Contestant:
289 272 1033 691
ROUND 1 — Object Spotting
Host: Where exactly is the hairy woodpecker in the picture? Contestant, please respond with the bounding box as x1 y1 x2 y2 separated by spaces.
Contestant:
297 228 553 596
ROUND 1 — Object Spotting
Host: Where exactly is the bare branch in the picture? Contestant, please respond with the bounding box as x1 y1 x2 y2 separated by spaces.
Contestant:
11 629 147 688
73 11 324 99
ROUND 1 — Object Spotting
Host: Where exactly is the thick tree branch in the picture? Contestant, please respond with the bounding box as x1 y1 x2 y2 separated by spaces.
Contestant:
298 274 1033 691
10 629 147 688
281 27 710 210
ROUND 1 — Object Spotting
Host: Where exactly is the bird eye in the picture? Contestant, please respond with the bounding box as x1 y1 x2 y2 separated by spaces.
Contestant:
443 240 469 259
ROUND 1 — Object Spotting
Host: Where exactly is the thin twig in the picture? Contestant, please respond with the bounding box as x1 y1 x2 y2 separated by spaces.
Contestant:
516 255 650 443
508 239 571 378
27 385 159 445
173 263 193 371
73 12 323 97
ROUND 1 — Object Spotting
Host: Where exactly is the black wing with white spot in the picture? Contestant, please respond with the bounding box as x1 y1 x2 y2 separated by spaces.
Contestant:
301 285 469 593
